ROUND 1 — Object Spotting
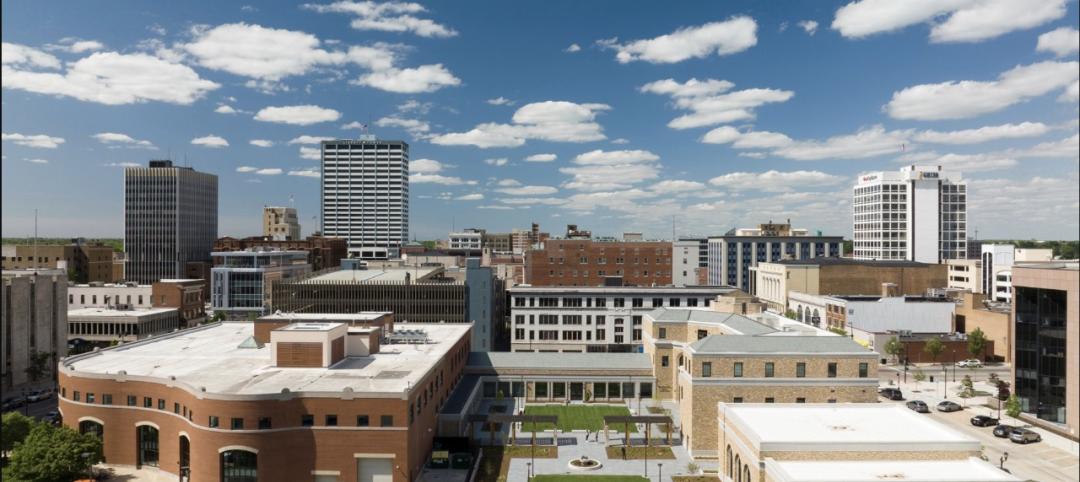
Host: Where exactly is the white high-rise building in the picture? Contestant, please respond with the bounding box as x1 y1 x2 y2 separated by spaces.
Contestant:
320 137 409 259
853 165 966 264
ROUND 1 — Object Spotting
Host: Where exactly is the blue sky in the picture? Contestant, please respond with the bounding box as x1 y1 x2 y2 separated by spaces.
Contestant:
3 0 1078 241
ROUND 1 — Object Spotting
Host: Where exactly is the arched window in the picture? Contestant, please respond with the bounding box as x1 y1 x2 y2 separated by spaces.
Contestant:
137 425 159 467
677 355 684 368
812 308 820 325
179 435 191 474
743 465 752 482
726 445 733 478
221 449 258 482
79 420 104 441
797 306 804 321
735 455 742 482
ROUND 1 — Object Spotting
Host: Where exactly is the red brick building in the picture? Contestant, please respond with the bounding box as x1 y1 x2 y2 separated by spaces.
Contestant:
525 239 673 286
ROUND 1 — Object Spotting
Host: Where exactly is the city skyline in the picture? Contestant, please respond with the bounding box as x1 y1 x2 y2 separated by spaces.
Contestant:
3 0 1079 241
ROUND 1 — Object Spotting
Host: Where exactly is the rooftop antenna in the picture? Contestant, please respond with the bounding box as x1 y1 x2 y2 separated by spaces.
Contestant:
33 208 38 271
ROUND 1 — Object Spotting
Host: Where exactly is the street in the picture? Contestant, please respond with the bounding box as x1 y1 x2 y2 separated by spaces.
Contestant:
878 364 1079 482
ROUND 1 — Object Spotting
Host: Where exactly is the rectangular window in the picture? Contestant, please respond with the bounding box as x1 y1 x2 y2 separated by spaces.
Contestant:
733 362 743 377
828 362 838 378
86 393 95 404
380 415 394 427
613 298 625 307
325 415 338 426
553 383 566 399
173 402 180 414
144 397 153 408
231 418 244 430
534 382 548 399
209 416 219 428
158 399 165 410
661 355 669 367
796 362 806 378
632 298 643 307
102 394 113 405
765 397 775 403
859 362 869 378
357 415 369 426
258 417 272 429
796 397 806 403
765 362 775 378
658 327 667 339
73 391 81 402
697 329 708 340
733 397 743 403
301 415 314 427
702 362 712 377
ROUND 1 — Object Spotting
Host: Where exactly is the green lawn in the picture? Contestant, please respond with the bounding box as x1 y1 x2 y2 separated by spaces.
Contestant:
522 405 632 432
605 446 676 460
532 476 648 482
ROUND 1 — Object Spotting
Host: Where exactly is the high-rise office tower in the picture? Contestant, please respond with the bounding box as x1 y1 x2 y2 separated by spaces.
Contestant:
263 206 300 241
853 165 966 264
124 160 218 284
320 137 409 259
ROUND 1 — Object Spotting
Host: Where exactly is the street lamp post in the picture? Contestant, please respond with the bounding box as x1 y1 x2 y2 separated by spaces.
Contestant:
658 462 663 482
943 363 948 399
526 462 532 480
999 451 1008 470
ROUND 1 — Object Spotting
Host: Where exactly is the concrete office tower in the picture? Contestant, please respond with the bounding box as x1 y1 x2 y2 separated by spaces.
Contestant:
853 165 967 263
263 206 300 241
320 137 409 259
706 222 843 291
2 270 68 392
124 160 218 284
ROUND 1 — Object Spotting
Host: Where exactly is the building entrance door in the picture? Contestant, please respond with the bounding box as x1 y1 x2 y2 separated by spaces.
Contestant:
570 382 584 401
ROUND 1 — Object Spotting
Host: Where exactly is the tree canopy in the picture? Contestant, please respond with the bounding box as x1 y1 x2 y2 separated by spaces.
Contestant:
7 422 103 482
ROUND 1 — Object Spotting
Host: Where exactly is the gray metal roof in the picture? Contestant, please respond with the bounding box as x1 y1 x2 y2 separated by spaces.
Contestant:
646 309 776 336
689 335 874 355
467 351 652 371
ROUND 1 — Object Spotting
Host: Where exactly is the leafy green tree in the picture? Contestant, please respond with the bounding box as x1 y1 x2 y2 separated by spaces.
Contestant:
959 375 975 399
211 311 225 322
8 423 102 482
828 326 847 336
2 412 35 461
967 328 988 361
24 350 52 382
784 309 796 319
913 369 926 391
924 337 945 367
1005 394 1022 419
884 336 904 364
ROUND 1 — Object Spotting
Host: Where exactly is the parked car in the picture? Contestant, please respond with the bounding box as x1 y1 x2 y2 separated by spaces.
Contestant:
42 411 61 425
1009 428 1042 444
993 424 1016 437
971 415 1000 427
906 400 930 413
26 389 53 403
937 400 963 412
956 359 983 368
878 388 904 401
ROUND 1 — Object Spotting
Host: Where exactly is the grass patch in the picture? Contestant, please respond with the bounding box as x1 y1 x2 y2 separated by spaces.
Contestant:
533 476 648 482
475 446 557 482
605 446 676 460
672 477 719 482
522 405 632 432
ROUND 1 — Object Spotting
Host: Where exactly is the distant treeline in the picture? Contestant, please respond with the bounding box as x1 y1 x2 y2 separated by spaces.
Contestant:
982 240 1079 260
1 238 124 252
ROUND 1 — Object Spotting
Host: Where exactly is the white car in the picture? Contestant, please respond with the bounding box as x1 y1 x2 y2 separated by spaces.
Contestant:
956 359 982 368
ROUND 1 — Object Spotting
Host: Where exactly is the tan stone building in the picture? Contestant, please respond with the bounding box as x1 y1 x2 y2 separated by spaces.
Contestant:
1011 262 1078 441
718 404 1019 482
263 206 301 241
642 306 878 459
752 258 947 312
58 322 472 481
2 241 116 283
525 238 672 286
953 291 1011 361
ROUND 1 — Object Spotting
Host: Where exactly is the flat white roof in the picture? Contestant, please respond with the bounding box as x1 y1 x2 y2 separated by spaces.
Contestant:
722 404 980 452
68 307 177 318
766 458 1019 482
260 312 389 321
64 322 471 397
303 267 440 284
275 322 344 332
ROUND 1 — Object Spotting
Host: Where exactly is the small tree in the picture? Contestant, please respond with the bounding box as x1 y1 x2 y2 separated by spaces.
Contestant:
829 327 848 336
1005 394 1022 419
959 375 975 400
995 381 1011 419
924 337 945 367
211 311 225 322
913 368 926 391
783 309 796 319
2 412 35 462
884 336 904 365
8 423 103 482
967 328 988 361
24 349 52 383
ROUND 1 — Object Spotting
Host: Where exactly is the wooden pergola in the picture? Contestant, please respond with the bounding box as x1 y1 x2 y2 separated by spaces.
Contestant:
602 415 673 447
467 414 559 446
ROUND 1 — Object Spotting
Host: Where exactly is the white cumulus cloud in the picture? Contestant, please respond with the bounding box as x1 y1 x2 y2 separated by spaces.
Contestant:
250 139 275 147
708 170 844 192
832 0 1068 43
352 64 460 93
560 149 661 191
191 135 229 148
913 122 1052 144
1036 27 1080 57
640 78 793 129
525 153 557 162
797 20 818 35
303 1 458 38
92 132 156 149
601 16 757 64
2 132 65 149
431 101 610 148
255 105 341 125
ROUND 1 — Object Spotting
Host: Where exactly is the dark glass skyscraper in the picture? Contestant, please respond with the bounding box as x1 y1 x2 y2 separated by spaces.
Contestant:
124 160 218 284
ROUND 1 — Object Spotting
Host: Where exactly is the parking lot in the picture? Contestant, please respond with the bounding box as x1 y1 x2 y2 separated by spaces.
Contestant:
878 365 1079 482
3 387 60 423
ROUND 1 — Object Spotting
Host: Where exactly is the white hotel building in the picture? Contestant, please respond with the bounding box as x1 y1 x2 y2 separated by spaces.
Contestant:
508 286 732 352
853 165 967 264
320 137 409 260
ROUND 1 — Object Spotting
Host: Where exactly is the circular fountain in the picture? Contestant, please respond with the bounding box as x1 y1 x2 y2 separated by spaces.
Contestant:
568 455 603 471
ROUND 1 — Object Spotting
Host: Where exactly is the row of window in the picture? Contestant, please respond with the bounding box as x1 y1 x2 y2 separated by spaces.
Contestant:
661 359 869 378
514 296 707 308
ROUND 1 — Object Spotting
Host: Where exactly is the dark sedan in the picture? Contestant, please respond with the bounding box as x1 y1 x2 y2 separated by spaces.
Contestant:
878 388 904 401
906 400 930 413
937 401 962 412
993 424 1015 437
971 415 1000 427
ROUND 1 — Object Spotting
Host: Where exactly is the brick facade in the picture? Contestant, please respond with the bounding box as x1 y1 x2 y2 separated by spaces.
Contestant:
525 239 672 286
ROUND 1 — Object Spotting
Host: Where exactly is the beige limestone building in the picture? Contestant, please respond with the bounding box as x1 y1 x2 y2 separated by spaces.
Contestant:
752 258 946 312
263 206 301 241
